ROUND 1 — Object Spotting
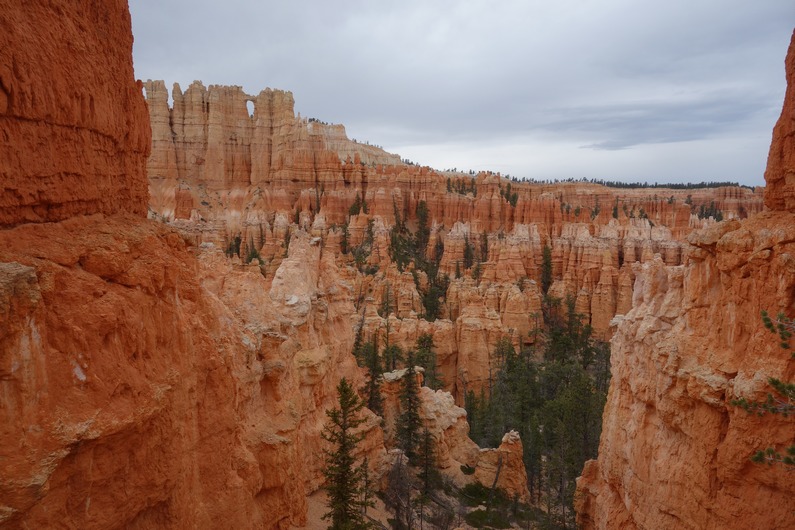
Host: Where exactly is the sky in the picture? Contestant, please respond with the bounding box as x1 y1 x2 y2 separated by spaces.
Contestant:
129 0 794 186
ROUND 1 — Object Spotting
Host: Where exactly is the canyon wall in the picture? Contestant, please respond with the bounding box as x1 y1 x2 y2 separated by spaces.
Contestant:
575 30 795 530
0 3 384 528
0 0 150 226
143 80 764 401
0 4 530 528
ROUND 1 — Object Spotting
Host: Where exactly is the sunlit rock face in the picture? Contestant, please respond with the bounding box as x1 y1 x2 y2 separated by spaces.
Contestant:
575 30 795 530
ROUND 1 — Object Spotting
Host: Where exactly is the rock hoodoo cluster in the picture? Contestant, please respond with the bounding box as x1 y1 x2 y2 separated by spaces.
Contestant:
142 80 763 401
2 1 788 528
0 2 378 528
575 30 795 530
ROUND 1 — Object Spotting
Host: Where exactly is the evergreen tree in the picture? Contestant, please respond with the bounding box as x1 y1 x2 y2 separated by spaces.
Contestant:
362 341 383 417
397 350 422 464
434 235 444 264
480 232 489 262
733 311 795 466
541 245 553 295
415 333 442 390
463 238 475 269
385 455 413 530
341 222 350 254
417 428 441 494
349 193 362 216
351 312 365 363
322 378 371 529
416 200 430 260
380 283 393 317
383 343 404 372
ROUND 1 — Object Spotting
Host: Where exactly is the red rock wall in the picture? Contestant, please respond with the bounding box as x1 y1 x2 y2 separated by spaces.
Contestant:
576 30 795 530
764 30 795 212
0 0 150 227
0 219 385 529
0 3 390 528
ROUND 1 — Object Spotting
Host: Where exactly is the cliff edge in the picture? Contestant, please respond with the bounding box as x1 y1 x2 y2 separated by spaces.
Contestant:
575 30 795 530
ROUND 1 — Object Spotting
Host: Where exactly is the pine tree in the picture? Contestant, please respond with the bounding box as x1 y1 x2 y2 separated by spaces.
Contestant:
385 455 413 530
351 312 365 363
541 245 553 295
416 200 430 260
415 333 441 390
362 342 384 417
322 378 371 529
397 350 422 464
417 428 440 494
383 343 403 372
733 311 795 466
463 238 474 269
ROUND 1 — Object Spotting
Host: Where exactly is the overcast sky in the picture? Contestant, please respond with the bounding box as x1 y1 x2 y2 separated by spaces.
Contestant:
129 0 794 186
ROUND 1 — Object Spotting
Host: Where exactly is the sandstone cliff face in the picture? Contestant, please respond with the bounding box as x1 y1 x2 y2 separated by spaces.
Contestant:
0 217 388 528
2 5 515 527
0 0 150 226
0 3 389 527
576 30 795 530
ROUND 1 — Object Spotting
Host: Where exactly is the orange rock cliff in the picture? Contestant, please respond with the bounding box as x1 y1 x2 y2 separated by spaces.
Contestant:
0 1 384 528
0 2 527 528
1 1 784 529
0 1 150 226
575 30 795 530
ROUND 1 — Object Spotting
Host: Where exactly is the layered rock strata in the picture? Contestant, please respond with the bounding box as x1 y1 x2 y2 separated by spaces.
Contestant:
0 218 388 529
0 0 150 226
143 80 764 356
0 3 387 527
575 30 795 530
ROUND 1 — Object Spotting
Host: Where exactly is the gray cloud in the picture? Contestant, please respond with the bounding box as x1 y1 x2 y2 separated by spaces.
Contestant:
129 0 795 185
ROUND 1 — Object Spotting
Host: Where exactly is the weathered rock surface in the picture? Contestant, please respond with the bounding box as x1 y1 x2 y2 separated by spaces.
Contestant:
576 29 795 530
0 214 393 529
0 0 150 226
0 3 389 528
764 30 795 212
143 81 763 345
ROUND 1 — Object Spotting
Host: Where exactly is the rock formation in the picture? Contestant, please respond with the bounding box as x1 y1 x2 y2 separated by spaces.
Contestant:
2 1 784 527
0 3 389 528
143 80 763 356
143 80 766 408
575 30 795 530
764 29 795 212
0 0 150 226
379 370 531 502
0 5 526 528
